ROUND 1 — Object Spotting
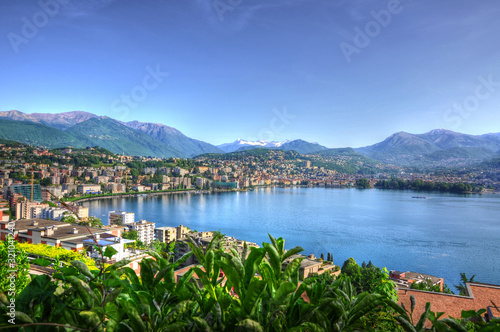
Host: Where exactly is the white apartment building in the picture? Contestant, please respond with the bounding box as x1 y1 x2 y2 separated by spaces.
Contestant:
173 166 189 176
129 220 155 245
108 210 135 226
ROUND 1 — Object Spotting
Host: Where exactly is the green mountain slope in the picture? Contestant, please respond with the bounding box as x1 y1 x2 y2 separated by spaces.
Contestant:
279 139 328 154
356 130 500 167
0 119 83 148
66 117 181 157
314 147 385 174
125 120 223 157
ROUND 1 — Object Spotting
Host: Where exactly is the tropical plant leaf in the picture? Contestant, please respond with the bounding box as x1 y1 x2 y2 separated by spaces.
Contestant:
282 246 304 262
104 246 118 259
243 247 266 287
71 260 94 279
440 317 468 332
236 318 264 331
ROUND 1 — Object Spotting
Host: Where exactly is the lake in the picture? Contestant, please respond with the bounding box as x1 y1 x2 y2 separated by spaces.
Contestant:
82 187 500 290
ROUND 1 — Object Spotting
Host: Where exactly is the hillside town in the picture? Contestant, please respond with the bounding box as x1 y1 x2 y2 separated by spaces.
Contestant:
1 143 497 208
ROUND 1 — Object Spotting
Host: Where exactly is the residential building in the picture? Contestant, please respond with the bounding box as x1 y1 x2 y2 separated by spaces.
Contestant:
41 186 63 200
173 166 189 176
0 206 9 222
0 219 108 253
41 207 67 221
128 219 155 245
282 254 323 280
390 270 444 292
5 184 42 202
15 201 49 220
77 184 101 194
108 210 135 226
154 226 176 243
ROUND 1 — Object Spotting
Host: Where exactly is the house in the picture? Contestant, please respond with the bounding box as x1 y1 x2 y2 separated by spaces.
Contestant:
84 236 135 262
390 270 444 292
282 254 323 280
0 219 108 253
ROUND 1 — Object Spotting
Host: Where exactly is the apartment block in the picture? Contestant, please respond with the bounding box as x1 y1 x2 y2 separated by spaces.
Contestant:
129 219 155 245
154 226 177 243
108 210 135 226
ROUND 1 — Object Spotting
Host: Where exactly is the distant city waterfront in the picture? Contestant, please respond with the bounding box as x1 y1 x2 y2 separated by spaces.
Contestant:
82 187 500 291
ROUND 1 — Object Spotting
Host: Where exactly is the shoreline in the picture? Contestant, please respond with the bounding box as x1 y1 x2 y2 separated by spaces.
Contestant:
71 188 244 203
71 185 497 205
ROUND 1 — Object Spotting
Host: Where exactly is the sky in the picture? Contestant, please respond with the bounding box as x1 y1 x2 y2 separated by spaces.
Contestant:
1 0 499 148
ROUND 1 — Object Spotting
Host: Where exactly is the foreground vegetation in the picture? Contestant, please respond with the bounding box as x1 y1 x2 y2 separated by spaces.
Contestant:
1 235 499 331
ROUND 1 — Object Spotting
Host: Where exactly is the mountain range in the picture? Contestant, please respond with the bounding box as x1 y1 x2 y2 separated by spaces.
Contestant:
0 110 499 167
355 129 500 166
217 139 328 154
0 110 222 158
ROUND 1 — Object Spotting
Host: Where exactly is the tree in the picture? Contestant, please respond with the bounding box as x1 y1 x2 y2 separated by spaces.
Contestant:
455 272 476 295
85 216 103 228
60 215 77 224
39 177 52 186
356 178 371 188
122 229 139 241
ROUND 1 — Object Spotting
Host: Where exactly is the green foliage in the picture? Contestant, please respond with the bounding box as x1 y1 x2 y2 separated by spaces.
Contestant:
356 178 371 188
455 272 476 296
410 279 453 294
0 119 81 148
66 117 180 157
39 177 52 186
340 258 397 299
375 178 483 193
122 230 139 241
0 240 31 299
2 236 498 331
17 242 97 270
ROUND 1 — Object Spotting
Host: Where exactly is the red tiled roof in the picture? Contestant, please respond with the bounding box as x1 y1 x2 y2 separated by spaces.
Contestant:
398 283 500 325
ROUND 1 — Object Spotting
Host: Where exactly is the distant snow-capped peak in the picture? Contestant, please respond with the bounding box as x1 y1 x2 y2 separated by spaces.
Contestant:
217 139 294 152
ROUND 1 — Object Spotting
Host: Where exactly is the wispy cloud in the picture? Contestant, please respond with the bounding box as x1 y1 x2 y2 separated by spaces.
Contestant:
192 0 312 32
61 0 118 19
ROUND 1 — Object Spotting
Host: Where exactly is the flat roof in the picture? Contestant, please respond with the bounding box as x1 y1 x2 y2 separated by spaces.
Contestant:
398 283 500 327
2 219 68 231
404 271 442 284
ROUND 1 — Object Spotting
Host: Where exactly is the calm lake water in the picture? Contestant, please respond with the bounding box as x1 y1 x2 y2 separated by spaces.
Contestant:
83 187 500 290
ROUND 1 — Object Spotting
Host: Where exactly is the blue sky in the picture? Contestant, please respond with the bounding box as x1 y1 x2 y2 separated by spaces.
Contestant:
1 0 499 148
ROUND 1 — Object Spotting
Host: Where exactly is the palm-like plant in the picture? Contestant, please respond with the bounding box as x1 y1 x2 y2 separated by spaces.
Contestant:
455 272 476 296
